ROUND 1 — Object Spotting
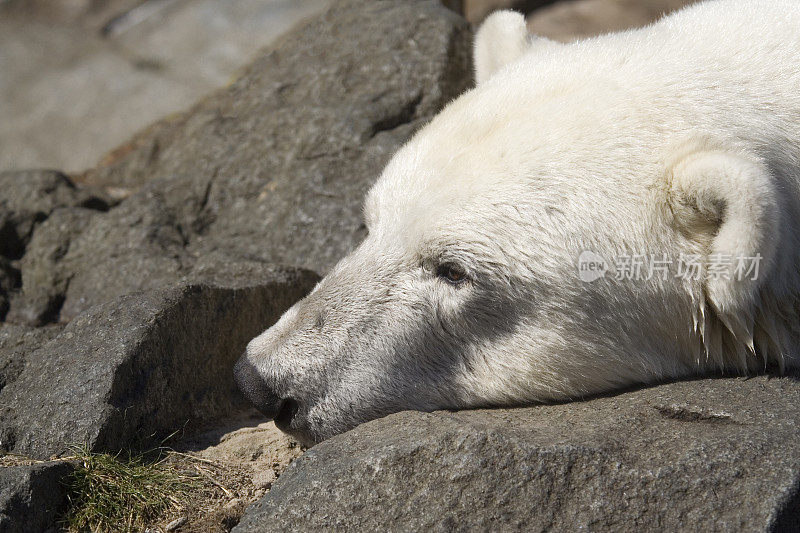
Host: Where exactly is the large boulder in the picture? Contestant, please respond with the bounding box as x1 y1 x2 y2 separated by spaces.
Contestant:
80 0 472 274
4 0 472 325
235 374 800 532
0 267 318 459
0 461 74 533
12 192 193 324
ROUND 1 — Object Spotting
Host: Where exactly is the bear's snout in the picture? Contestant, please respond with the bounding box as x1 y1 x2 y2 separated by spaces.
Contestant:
233 356 301 431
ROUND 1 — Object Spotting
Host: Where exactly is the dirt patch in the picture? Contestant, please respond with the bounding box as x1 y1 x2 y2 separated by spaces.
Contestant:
153 409 305 532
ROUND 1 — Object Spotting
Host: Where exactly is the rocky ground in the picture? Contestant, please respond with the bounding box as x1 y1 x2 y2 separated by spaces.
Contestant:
2 0 798 531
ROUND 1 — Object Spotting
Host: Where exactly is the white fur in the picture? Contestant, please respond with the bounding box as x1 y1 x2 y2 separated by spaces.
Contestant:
238 0 800 445
473 10 560 85
474 11 529 84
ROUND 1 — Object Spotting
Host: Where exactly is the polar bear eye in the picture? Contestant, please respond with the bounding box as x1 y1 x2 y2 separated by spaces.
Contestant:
436 263 468 285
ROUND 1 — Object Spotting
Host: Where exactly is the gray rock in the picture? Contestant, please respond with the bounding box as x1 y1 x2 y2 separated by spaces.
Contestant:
442 0 554 24
6 208 95 325
0 324 62 397
183 251 317 289
0 461 73 533
5 0 471 323
527 0 698 43
81 0 472 273
235 374 800 532
0 170 109 260
0 0 469 469
0 324 63 452
0 257 19 321
53 188 192 323
0 267 318 459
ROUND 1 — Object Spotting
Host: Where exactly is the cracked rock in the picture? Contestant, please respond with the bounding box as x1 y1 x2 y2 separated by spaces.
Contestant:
6 208 95 325
0 170 109 260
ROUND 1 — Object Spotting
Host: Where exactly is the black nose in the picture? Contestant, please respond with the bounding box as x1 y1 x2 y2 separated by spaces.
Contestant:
233 356 300 428
234 356 281 418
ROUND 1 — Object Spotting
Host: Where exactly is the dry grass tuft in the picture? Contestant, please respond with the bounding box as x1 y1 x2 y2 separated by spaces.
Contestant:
62 447 200 533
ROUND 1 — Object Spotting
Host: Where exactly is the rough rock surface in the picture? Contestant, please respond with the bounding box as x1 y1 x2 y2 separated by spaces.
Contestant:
0 258 19 321
0 170 110 324
6 207 97 325
80 0 472 272
235 374 800 532
0 325 62 398
0 268 317 459
1 0 472 326
0 461 74 533
0 170 109 260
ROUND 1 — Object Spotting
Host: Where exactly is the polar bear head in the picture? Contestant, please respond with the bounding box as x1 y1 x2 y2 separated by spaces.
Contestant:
235 10 790 446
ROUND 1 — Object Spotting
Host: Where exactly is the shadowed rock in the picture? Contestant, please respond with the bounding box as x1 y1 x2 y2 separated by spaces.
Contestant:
0 461 74 533
0 170 109 260
0 267 318 459
0 258 20 321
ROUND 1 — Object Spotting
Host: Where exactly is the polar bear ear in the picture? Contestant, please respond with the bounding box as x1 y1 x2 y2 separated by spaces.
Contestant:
669 149 779 351
474 10 543 85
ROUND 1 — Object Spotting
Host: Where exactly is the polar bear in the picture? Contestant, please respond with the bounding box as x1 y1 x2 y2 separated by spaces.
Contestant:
235 0 800 446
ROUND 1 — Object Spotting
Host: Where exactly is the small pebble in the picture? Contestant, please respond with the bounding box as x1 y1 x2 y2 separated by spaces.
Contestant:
251 468 277 489
166 516 187 531
224 498 243 511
